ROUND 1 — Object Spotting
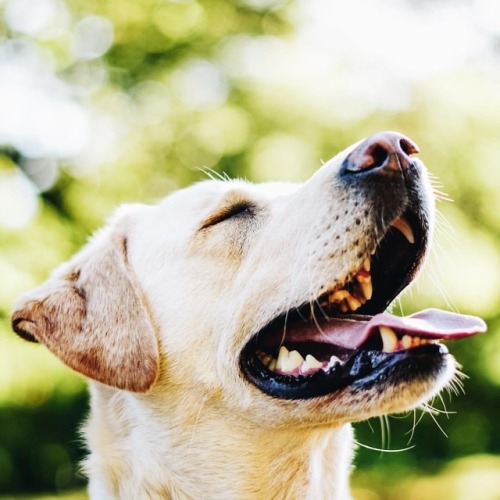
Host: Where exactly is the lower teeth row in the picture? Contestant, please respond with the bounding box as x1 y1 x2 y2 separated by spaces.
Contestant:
257 346 342 377
380 327 438 352
257 328 439 376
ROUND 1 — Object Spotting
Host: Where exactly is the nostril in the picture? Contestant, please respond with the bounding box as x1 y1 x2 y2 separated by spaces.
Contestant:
400 137 419 156
364 144 390 170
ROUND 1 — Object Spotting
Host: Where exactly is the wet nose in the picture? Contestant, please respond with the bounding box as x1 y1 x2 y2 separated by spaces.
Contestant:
342 131 419 174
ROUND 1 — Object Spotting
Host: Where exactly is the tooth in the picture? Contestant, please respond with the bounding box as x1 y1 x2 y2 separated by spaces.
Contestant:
353 288 367 305
401 335 412 349
363 258 371 271
268 359 277 371
356 271 371 283
276 346 289 371
285 350 305 372
327 355 341 368
331 290 362 311
380 326 398 352
330 290 350 303
390 216 415 244
360 280 373 300
305 354 323 369
347 296 362 311
260 353 272 366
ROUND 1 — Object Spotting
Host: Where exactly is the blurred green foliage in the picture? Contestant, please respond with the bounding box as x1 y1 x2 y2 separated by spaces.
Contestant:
0 0 499 497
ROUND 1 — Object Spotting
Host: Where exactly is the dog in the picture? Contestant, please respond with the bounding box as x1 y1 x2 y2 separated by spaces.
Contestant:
11 131 485 499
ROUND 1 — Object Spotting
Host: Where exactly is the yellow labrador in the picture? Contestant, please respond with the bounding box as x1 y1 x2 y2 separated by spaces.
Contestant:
12 132 485 499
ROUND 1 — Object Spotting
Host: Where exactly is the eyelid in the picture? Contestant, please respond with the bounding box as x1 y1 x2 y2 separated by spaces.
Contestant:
200 201 255 229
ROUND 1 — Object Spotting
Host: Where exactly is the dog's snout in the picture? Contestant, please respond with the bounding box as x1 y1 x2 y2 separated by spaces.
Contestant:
342 131 419 174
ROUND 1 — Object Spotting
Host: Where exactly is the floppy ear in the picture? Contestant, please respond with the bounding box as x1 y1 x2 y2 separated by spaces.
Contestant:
11 226 159 393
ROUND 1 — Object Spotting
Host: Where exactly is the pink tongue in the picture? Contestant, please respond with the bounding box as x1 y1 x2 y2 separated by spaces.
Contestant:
307 308 486 350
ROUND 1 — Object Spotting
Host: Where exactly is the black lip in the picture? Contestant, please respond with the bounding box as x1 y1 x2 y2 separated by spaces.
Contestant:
241 344 449 400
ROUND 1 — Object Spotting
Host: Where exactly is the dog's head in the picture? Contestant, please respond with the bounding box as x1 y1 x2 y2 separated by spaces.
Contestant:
12 131 485 427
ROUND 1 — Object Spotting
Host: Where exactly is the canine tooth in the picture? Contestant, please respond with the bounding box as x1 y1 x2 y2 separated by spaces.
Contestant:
401 335 412 349
360 280 373 301
363 258 371 271
268 359 277 371
286 350 305 372
305 354 323 369
380 326 398 353
390 216 415 244
276 346 289 371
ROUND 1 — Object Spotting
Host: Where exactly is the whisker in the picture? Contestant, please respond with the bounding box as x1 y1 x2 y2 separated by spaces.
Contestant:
196 166 231 182
189 394 209 448
426 408 449 438
406 409 418 445
354 439 415 454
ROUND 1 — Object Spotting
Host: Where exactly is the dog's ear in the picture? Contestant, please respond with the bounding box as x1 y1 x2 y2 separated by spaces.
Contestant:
11 225 159 393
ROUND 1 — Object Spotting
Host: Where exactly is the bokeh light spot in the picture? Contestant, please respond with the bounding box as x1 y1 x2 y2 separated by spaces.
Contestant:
172 59 228 110
0 170 38 228
153 1 205 41
5 0 60 37
73 15 114 60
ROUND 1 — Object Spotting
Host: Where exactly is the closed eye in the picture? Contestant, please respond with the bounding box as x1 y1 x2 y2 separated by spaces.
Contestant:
200 201 256 229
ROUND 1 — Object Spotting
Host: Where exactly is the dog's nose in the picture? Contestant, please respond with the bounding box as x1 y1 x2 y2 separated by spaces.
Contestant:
342 131 419 174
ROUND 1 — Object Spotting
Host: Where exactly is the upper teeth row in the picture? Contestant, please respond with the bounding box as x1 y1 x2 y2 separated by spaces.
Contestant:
324 258 372 313
325 217 415 314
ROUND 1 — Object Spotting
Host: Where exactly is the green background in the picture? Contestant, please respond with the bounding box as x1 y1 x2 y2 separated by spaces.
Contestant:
0 0 499 498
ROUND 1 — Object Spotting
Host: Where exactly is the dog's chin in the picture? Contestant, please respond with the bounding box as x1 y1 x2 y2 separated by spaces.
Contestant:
239 207 449 408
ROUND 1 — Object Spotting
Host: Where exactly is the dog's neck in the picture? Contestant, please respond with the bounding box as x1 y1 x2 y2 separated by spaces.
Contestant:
84 386 354 499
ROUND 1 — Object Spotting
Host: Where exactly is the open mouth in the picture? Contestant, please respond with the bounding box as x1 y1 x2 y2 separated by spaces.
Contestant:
240 211 485 400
